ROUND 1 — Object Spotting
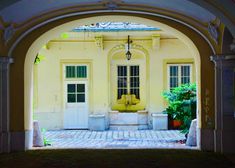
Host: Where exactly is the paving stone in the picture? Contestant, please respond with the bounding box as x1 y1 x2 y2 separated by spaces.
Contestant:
89 131 96 139
107 131 113 139
118 131 124 139
37 129 198 149
129 131 135 139
124 131 129 139
113 131 118 139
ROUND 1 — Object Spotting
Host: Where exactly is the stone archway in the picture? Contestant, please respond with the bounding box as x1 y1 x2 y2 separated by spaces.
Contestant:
4 13 215 152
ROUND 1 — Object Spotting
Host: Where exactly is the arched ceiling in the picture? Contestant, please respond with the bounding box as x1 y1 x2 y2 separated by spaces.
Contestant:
0 0 234 38
0 0 217 23
0 0 235 47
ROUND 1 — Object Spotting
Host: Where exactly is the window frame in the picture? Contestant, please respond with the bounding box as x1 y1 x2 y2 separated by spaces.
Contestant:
117 65 140 99
67 83 86 103
167 64 192 90
117 65 128 99
65 81 88 105
64 64 88 79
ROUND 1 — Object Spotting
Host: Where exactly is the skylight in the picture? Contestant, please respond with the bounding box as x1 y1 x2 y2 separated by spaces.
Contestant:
73 22 160 32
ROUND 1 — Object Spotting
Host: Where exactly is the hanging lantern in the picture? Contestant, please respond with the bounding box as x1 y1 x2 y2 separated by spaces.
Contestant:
126 35 132 61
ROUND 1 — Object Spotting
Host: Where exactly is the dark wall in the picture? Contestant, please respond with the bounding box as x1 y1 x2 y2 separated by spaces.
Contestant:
222 27 234 54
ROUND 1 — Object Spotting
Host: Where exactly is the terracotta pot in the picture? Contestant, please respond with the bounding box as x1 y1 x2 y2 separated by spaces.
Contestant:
172 120 182 128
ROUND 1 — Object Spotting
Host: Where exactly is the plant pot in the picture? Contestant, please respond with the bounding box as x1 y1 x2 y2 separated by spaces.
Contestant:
171 120 182 129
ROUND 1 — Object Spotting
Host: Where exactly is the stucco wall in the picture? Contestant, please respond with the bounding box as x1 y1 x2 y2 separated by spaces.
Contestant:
33 36 195 130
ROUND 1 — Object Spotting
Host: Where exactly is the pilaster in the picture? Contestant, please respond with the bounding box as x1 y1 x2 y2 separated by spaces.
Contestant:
211 54 235 153
152 34 160 50
0 56 13 153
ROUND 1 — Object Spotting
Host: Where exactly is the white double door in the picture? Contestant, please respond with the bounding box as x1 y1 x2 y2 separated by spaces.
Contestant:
64 81 88 129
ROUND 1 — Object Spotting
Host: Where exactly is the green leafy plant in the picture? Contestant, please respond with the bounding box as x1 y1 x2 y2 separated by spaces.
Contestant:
34 54 46 64
41 128 52 146
162 83 197 134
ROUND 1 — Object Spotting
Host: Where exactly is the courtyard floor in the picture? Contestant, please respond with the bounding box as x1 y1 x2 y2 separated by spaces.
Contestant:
37 130 197 149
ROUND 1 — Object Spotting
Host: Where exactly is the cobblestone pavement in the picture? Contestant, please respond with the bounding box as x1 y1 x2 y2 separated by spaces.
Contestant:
40 130 196 149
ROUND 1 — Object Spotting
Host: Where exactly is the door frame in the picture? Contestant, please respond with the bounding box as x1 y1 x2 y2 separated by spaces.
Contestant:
62 63 90 129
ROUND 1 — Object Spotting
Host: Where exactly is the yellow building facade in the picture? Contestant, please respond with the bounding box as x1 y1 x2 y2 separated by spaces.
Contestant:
1 0 234 153
33 23 195 130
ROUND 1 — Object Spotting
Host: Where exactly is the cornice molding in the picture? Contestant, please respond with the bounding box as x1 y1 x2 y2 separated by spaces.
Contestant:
210 54 235 68
211 54 235 62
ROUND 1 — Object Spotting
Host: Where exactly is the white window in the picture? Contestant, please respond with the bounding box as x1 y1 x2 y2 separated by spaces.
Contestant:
167 64 192 90
65 65 87 78
117 65 140 99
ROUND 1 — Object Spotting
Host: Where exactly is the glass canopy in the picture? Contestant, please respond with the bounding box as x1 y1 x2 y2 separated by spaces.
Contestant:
73 22 160 32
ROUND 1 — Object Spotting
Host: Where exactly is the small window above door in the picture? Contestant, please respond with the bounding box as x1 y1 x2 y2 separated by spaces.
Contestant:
66 65 87 78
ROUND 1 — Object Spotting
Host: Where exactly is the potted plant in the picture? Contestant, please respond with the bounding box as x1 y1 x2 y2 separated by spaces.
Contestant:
162 83 197 133
164 102 183 129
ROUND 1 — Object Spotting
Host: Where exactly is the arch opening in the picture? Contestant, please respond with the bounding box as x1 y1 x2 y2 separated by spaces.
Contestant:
21 15 203 150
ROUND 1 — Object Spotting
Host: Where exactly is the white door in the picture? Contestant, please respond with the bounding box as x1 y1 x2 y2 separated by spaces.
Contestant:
64 81 88 129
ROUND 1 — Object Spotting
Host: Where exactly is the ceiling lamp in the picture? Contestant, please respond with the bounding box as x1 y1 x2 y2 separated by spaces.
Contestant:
126 35 132 60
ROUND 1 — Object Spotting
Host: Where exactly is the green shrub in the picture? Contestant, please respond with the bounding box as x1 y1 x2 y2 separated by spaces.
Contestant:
162 83 197 134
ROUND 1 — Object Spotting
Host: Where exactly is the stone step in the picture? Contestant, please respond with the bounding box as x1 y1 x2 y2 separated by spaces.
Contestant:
109 125 138 130
109 124 148 130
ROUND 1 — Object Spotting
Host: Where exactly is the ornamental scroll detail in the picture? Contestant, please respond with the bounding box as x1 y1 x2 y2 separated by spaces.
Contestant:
208 18 220 45
0 17 16 45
